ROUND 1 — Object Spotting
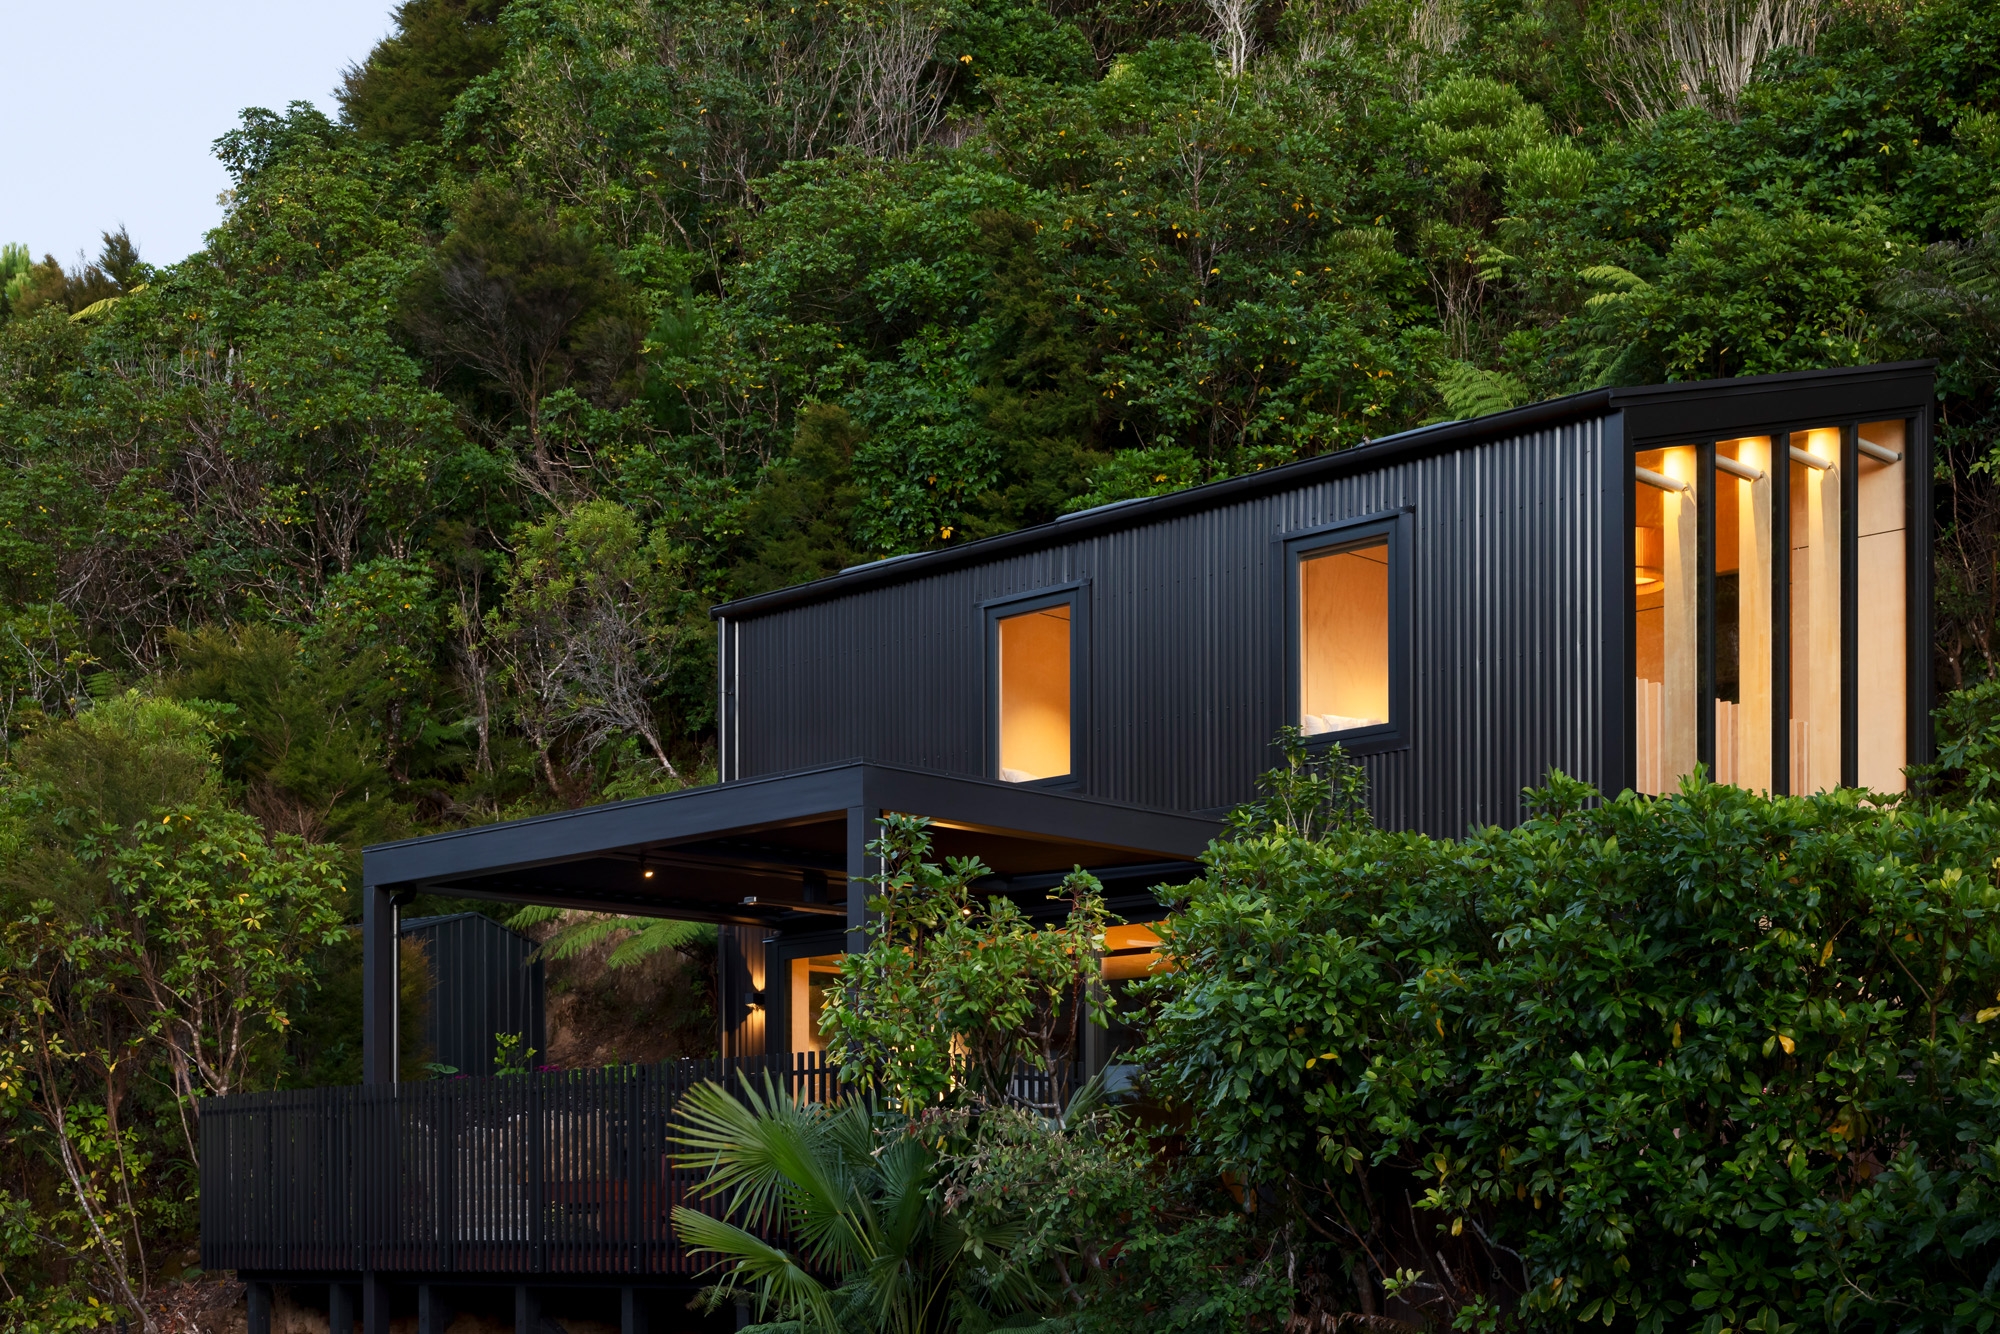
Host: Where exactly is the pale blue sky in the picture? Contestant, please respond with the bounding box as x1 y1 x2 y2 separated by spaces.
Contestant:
1 1 401 269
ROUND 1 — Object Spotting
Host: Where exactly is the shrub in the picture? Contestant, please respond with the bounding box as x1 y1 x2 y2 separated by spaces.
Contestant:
1140 762 2000 1331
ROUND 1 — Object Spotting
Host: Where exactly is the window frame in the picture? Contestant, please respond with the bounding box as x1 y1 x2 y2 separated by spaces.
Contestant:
1623 411 1925 795
982 581 1090 790
1279 510 1413 756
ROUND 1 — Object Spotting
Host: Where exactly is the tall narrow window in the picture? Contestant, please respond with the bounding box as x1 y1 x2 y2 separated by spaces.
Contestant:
1714 437 1775 790
1789 428 1842 793
788 954 842 1053
1635 446 1699 794
997 604 1072 782
1856 419 1908 791
1299 538 1390 737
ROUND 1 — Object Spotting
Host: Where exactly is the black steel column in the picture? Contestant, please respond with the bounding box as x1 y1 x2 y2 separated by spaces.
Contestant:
329 1283 357 1334
362 883 400 1086
845 801 880 956
361 1272 391 1334
1841 423 1860 788
621 1287 651 1334
246 1281 271 1334
418 1286 454 1334
1772 433 1793 793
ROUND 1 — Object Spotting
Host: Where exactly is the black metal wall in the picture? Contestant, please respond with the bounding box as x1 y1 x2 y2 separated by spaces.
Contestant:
402 914 546 1078
721 414 1615 837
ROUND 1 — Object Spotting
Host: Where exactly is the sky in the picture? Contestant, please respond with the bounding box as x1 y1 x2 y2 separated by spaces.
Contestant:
0 1 401 271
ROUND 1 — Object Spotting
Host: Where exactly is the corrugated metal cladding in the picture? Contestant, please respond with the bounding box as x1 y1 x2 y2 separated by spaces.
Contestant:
401 914 546 1077
726 417 1611 838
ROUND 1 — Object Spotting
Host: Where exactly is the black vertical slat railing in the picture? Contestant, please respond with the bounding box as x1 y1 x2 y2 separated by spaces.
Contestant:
199 1052 1078 1277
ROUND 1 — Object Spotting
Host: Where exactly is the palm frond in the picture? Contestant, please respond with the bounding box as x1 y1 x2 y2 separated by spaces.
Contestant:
671 1207 840 1334
672 1075 874 1268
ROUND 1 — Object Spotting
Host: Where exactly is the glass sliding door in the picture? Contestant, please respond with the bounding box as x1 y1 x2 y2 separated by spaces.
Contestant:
1714 437 1775 790
1856 420 1908 792
1788 428 1842 793
1635 446 1699 794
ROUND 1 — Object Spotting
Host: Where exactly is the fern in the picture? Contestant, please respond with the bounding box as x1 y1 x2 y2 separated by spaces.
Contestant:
506 905 717 968
1436 360 1528 421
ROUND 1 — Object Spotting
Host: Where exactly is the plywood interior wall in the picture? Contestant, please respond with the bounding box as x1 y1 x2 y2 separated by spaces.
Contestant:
1299 541 1390 734
1789 427 1843 793
998 605 1072 781
1634 446 1698 794
1856 419 1908 792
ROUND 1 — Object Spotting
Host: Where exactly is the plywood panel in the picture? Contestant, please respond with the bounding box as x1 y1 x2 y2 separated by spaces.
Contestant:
1790 428 1843 793
999 606 1071 780
1300 541 1390 733
1718 437 1773 791
1857 418 1908 792
1635 447 1697 793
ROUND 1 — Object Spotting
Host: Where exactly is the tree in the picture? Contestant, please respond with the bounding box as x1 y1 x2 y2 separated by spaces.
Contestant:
402 182 641 497
0 696 345 1330
821 814 1113 1114
495 499 691 798
341 0 510 147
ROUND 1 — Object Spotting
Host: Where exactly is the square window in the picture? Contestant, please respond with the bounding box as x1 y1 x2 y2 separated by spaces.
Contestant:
1299 538 1391 737
996 603 1072 782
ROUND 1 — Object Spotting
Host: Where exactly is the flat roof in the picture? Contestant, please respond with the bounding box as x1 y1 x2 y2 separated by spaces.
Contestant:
712 361 1935 622
363 761 1220 927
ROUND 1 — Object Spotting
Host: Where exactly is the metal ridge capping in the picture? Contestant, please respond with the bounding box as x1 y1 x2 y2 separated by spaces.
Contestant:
709 361 1935 622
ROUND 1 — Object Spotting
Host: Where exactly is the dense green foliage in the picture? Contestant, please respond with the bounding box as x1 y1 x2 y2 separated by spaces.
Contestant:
0 699 346 1329
671 820 1270 1334
1135 742 2000 1330
2 0 1998 831
2 0 2000 1324
822 814 1111 1112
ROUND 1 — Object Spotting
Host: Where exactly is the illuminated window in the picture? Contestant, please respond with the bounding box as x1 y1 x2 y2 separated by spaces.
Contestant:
1788 428 1842 793
994 598 1076 783
1630 420 1913 797
1856 420 1908 792
1714 437 1775 790
1100 923 1167 981
1097 923 1170 1068
1634 447 1699 794
1297 536 1392 738
788 954 842 1053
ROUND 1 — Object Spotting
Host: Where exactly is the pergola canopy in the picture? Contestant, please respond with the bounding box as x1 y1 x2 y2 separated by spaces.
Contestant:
358 762 1221 1082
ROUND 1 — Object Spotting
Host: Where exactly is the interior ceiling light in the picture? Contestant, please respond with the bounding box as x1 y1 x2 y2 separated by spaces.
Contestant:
640 852 654 880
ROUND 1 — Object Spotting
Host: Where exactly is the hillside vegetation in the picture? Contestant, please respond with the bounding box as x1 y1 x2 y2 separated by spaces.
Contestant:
0 0 1999 1325
0 0 1995 832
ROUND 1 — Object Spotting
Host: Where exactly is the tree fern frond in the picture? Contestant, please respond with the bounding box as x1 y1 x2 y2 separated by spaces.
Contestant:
506 906 715 968
605 917 714 967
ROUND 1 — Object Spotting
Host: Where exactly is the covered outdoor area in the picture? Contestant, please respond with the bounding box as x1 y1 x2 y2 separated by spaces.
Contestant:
358 759 1218 1080
202 764 1215 1331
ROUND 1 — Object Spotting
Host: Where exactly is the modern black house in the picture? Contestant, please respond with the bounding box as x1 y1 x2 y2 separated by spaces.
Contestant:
202 361 1936 1332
